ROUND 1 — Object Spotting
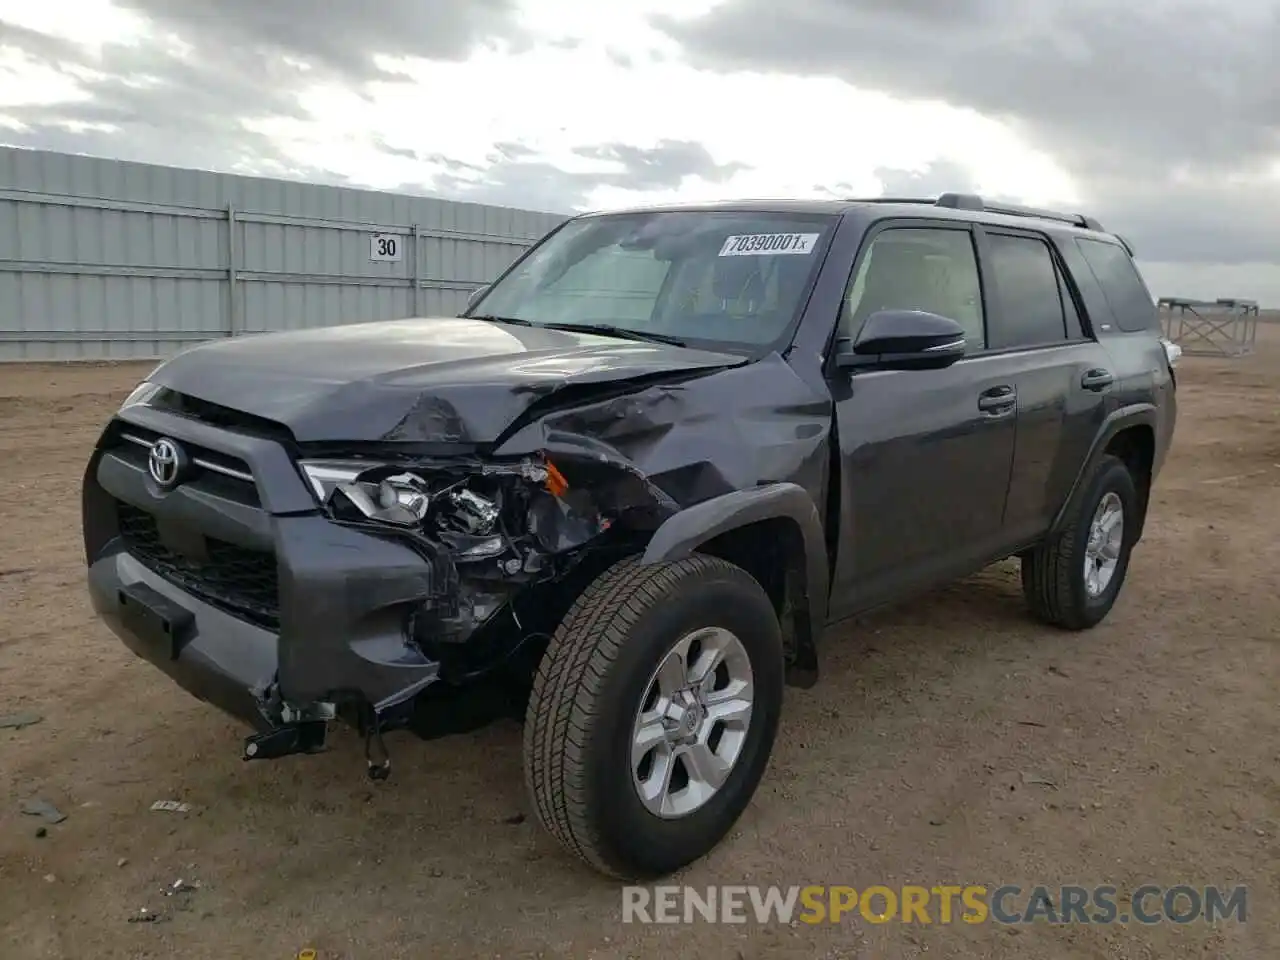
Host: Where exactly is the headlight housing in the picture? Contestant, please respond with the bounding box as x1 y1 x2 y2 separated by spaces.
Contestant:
298 459 516 561
297 460 366 502
119 380 160 410
299 453 610 576
298 460 431 527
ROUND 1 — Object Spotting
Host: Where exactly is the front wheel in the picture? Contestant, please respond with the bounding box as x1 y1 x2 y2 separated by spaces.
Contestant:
1021 453 1139 630
522 554 784 879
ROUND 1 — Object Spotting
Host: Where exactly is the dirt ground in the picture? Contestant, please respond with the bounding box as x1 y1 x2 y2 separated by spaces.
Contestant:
2 328 1279 960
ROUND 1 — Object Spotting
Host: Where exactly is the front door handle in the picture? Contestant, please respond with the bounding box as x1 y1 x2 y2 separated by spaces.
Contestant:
978 385 1016 415
1081 368 1114 391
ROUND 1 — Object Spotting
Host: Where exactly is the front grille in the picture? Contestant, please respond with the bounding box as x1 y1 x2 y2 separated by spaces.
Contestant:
117 500 280 630
107 422 259 506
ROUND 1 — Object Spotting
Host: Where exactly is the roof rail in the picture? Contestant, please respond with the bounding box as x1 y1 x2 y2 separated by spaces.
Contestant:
847 196 940 205
934 192 1104 231
846 193 1106 232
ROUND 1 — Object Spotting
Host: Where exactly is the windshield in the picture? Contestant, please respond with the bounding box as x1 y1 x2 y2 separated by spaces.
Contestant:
468 210 838 351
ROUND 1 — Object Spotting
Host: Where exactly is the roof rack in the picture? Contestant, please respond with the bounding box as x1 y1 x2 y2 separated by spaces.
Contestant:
848 193 1105 232
935 193 1105 231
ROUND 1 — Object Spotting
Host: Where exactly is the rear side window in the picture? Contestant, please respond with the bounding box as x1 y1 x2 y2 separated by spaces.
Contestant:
984 234 1068 350
1076 238 1158 332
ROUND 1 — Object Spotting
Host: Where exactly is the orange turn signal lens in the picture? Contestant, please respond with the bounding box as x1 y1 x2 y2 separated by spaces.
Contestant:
544 460 569 498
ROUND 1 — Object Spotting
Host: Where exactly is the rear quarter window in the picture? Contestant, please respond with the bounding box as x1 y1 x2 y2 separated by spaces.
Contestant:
1075 238 1159 333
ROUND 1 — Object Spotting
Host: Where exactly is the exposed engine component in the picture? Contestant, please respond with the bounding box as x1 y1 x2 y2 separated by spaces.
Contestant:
528 491 611 553
440 489 500 536
476 456 554 487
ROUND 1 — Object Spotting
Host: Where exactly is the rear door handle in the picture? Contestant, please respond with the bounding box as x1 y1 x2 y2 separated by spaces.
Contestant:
1081 368 1114 391
978 385 1016 415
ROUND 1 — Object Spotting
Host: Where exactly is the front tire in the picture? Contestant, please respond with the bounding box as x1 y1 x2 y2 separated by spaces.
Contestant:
1021 453 1139 630
523 554 784 879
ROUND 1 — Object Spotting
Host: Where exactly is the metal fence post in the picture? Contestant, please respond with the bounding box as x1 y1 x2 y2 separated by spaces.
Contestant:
411 224 421 316
226 204 239 337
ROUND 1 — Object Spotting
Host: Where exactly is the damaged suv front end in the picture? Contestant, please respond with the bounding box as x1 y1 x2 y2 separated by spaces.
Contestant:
83 370 714 776
84 203 842 877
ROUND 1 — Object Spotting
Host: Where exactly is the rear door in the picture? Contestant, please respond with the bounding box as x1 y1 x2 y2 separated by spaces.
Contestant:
974 226 1117 545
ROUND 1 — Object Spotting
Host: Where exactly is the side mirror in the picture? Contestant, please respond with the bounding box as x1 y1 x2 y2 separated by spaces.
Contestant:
836 309 967 371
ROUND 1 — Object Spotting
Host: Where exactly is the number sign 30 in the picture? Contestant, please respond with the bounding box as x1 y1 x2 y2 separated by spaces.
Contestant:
369 234 402 262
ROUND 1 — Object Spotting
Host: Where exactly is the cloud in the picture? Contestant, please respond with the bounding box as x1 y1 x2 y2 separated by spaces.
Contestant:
0 18 80 62
573 141 747 192
113 0 528 78
1 15 350 181
433 139 749 210
0 3 743 210
0 0 529 180
871 160 981 201
656 0 1279 174
655 0 1280 268
0 3 535 193
1 0 1279 302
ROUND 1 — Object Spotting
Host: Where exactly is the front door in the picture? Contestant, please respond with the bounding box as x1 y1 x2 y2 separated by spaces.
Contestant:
826 221 1019 620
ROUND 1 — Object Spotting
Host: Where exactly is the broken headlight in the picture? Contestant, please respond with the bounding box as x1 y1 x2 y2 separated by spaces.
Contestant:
119 380 160 410
297 460 508 559
298 460 431 527
297 460 365 501
297 453 600 571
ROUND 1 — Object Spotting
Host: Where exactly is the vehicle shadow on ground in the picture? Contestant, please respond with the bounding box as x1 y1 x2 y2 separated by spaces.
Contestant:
221 562 1053 883
5 557 1078 942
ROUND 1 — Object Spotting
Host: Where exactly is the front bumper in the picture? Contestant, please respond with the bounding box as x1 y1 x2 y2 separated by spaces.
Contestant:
83 405 445 734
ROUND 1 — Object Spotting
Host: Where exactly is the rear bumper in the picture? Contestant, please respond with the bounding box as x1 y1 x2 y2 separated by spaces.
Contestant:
83 407 447 733
1152 374 1177 481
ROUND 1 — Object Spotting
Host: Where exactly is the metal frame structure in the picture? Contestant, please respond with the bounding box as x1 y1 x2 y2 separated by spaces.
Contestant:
0 146 567 361
1158 297 1260 358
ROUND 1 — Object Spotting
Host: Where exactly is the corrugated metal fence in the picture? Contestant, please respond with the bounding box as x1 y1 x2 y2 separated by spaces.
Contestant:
0 147 568 361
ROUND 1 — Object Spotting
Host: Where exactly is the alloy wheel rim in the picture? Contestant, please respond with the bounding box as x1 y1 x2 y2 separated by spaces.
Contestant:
630 626 754 819
1084 491 1124 597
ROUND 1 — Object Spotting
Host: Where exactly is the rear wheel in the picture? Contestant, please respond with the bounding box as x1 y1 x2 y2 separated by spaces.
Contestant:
522 554 784 879
1022 453 1138 630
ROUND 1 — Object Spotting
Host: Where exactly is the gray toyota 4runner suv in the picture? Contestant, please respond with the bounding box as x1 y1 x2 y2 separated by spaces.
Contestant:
83 193 1178 880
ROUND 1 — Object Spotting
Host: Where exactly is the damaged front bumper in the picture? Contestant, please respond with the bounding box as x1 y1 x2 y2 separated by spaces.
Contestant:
82 405 540 772
85 512 444 724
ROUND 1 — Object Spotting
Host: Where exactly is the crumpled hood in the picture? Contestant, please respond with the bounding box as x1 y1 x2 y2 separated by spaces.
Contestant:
147 317 743 444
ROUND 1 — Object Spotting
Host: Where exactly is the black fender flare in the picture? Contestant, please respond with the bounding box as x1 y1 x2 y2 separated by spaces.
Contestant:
1050 402 1157 536
640 482 828 684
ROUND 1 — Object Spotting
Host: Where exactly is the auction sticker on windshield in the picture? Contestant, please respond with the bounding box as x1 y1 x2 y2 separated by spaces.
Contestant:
718 233 820 257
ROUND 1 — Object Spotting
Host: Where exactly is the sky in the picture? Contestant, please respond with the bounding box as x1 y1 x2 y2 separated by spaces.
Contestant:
1 0 1277 304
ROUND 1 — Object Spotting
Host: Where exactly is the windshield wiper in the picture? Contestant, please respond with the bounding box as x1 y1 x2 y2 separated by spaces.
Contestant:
469 313 534 326
472 315 689 347
537 322 688 348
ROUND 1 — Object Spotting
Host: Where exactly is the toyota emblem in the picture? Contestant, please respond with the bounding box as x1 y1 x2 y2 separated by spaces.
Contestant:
147 437 187 488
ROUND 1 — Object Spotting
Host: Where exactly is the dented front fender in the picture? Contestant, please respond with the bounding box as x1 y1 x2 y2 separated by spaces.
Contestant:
641 483 830 652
